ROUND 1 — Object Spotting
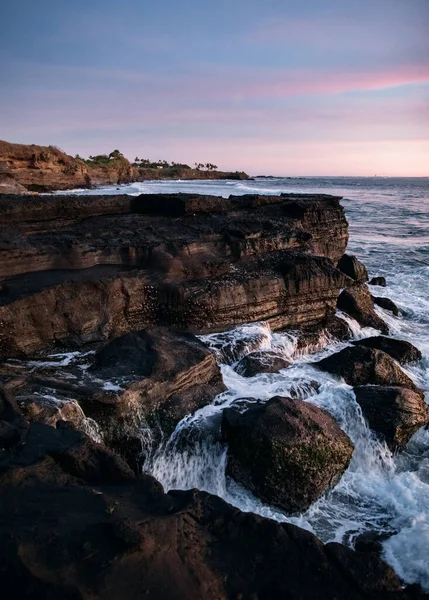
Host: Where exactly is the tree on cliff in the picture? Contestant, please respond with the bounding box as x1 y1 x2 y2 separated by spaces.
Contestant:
109 150 124 159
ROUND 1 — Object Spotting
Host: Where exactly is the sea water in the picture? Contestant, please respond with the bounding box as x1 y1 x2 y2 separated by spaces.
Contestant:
65 176 429 589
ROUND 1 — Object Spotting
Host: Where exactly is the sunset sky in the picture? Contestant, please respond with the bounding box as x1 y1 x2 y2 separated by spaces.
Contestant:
1 0 428 176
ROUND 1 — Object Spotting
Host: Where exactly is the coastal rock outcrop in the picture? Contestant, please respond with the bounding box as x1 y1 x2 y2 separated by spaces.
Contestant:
0 328 225 466
354 385 429 450
222 396 354 513
337 253 368 282
337 283 389 333
1 405 418 600
235 350 291 377
369 276 387 287
316 346 422 392
0 192 349 358
373 295 401 316
352 336 422 365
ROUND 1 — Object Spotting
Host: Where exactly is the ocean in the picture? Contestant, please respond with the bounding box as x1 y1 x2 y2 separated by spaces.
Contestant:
66 176 429 590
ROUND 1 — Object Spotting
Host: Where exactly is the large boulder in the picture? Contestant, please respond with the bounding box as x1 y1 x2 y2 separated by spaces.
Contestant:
316 346 422 393
354 386 429 450
222 396 354 513
352 336 422 365
235 350 291 377
86 327 226 437
337 254 368 282
337 284 389 334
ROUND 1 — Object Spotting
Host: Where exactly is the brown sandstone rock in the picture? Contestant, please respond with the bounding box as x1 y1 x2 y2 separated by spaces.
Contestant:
337 283 389 334
337 253 368 282
235 350 291 377
354 385 429 450
352 336 422 365
316 346 422 393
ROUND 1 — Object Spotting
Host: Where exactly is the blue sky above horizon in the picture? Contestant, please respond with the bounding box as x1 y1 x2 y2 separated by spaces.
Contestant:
1 0 428 176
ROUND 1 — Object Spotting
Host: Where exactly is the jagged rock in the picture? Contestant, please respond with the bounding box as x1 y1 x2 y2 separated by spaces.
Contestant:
369 276 387 287
373 296 400 316
222 396 354 513
316 346 422 393
337 283 389 334
337 254 368 282
353 336 422 365
235 350 291 377
0 193 348 358
354 386 429 450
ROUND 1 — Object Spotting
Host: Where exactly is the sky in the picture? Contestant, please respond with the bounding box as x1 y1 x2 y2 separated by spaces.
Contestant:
1 0 428 176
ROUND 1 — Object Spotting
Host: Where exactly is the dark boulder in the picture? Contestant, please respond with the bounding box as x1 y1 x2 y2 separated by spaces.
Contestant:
316 346 422 393
222 396 354 513
353 336 422 365
337 254 368 282
337 284 389 334
235 350 291 377
369 276 387 287
354 385 429 450
373 296 400 316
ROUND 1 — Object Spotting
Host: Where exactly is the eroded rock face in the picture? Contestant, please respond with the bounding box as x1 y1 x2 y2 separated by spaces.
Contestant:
337 254 368 282
353 336 422 365
235 350 291 377
354 386 429 450
316 346 422 392
337 284 389 334
222 396 354 513
0 192 349 358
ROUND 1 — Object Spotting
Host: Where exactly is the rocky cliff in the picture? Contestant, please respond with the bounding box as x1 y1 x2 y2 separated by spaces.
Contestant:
0 192 348 358
0 140 138 192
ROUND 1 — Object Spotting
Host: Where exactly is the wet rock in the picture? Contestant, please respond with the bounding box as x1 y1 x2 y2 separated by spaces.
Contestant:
354 386 429 450
235 350 291 377
373 295 400 316
222 396 354 513
353 336 422 365
369 276 387 287
17 395 88 430
192 323 271 364
354 530 391 556
337 283 389 334
295 316 353 353
316 346 422 393
86 327 226 439
337 254 368 282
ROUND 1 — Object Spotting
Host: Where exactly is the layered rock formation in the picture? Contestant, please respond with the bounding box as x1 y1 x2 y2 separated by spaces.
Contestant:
0 192 349 358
